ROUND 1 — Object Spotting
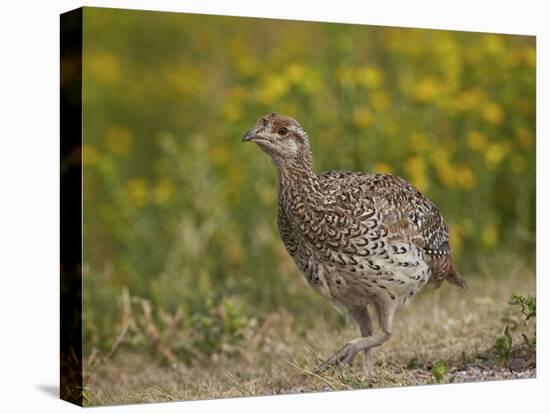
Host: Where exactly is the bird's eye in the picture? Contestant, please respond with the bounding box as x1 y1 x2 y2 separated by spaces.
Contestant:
277 127 288 135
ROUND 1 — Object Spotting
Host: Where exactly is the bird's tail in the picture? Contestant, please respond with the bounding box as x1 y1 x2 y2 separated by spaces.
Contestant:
430 255 468 291
447 267 468 291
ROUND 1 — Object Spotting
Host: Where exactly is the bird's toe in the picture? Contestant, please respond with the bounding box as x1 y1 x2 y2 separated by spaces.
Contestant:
314 342 359 374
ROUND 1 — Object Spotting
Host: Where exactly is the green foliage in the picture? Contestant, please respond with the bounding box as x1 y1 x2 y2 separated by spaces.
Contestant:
79 8 536 357
87 286 255 366
431 360 448 383
187 297 251 360
521 333 536 350
495 326 514 363
509 293 536 320
494 293 536 363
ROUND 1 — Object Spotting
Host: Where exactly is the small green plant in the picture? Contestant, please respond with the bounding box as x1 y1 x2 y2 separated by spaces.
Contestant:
494 293 536 363
495 326 513 362
89 289 255 367
186 297 252 361
509 293 536 321
431 360 448 383
521 333 536 350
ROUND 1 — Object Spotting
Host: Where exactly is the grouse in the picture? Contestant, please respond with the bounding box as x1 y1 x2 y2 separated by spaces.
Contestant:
243 113 467 373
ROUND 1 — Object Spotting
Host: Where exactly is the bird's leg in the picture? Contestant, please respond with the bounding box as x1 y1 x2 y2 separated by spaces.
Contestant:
347 305 374 377
315 302 396 374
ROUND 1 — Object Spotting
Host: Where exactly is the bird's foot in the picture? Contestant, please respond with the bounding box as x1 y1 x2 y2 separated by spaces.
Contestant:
314 341 360 374
360 358 373 381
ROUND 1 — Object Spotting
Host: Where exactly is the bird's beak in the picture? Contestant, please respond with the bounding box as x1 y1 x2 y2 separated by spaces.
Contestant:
242 128 257 142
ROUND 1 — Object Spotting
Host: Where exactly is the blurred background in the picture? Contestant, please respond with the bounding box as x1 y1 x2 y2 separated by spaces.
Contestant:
81 8 535 363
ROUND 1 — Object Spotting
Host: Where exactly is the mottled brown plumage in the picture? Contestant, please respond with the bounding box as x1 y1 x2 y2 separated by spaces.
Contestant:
243 113 467 372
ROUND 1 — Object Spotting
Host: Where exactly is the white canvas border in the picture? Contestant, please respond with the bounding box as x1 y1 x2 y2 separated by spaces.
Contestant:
0 1 545 413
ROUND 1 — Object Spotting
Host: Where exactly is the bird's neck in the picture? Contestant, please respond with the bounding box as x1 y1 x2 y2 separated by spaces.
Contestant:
276 152 321 204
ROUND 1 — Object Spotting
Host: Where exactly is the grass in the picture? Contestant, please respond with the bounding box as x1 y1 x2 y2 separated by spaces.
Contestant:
83 257 535 406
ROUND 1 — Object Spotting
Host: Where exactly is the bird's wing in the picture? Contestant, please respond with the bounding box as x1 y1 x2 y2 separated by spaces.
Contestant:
309 171 467 289
315 171 450 259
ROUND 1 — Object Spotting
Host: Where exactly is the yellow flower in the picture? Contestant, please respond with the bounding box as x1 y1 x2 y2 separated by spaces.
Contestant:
466 131 487 152
430 149 455 187
484 142 508 168
435 163 455 187
88 52 121 84
104 125 133 154
482 102 505 124
484 34 506 55
287 65 322 94
286 64 305 83
126 178 149 208
455 88 484 112
456 164 476 190
356 66 384 89
82 144 100 165
369 91 391 112
153 178 174 204
352 107 373 129
371 162 393 174
481 222 498 248
257 75 289 104
405 156 429 191
412 77 441 102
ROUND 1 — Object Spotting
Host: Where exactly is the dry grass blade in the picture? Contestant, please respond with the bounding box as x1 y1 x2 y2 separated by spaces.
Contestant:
224 372 253 396
106 319 131 360
286 359 340 390
137 298 177 364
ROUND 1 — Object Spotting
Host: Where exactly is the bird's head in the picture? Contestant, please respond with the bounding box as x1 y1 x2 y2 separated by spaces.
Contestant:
242 113 311 167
